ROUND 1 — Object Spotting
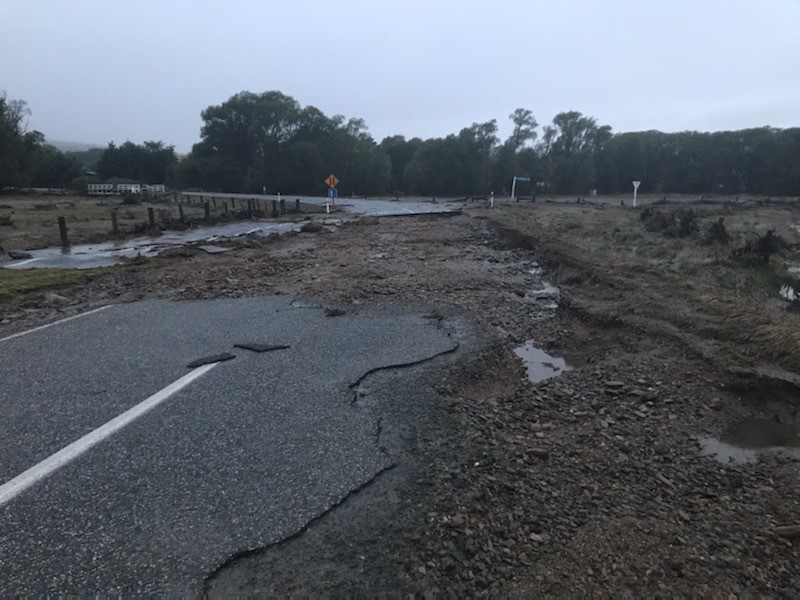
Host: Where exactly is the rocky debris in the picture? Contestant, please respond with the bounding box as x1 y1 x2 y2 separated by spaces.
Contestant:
773 525 800 539
300 221 324 233
7 249 33 260
42 292 71 307
198 244 235 254
324 307 346 317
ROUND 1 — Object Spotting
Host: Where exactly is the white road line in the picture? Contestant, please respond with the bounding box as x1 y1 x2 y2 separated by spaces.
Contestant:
5 257 41 268
0 305 113 343
0 363 218 507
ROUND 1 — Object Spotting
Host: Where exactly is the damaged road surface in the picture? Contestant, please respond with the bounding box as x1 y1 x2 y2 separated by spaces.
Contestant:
0 297 471 595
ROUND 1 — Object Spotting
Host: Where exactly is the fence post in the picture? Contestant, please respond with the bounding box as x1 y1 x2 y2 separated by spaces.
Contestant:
148 207 156 229
272 200 279 217
295 198 300 213
58 216 69 246
279 199 286 215
205 202 211 220
111 210 119 235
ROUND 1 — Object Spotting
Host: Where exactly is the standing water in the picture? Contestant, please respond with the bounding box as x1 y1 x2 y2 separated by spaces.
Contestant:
514 341 573 383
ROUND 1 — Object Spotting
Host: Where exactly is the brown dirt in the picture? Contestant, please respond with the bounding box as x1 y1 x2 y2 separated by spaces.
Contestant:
1 195 799 597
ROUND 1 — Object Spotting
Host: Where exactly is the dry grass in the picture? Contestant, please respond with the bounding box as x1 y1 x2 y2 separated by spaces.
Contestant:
0 195 208 250
0 268 89 301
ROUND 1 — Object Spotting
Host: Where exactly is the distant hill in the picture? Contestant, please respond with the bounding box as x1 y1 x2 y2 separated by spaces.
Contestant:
47 139 103 152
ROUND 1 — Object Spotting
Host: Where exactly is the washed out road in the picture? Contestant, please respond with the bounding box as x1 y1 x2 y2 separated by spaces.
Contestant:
0 297 459 595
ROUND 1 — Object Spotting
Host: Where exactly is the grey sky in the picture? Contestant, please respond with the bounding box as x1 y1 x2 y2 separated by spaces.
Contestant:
2 0 799 152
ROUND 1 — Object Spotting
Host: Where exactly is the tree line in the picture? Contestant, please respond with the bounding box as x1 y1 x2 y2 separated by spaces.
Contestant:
2 90 798 196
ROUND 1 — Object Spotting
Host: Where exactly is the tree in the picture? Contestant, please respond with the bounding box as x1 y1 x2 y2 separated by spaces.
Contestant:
491 109 539 194
0 93 82 189
379 135 422 194
97 140 177 183
0 93 38 188
540 111 611 194
182 91 390 195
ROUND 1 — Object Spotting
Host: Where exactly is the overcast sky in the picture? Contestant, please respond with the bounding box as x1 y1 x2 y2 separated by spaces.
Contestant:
2 0 799 152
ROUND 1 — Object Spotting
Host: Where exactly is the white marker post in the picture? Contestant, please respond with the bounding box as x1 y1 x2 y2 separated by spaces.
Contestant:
490 191 495 209
632 180 641 207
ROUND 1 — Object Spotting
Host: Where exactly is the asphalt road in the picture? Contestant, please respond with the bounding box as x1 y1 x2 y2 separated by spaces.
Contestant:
181 191 465 217
0 297 459 594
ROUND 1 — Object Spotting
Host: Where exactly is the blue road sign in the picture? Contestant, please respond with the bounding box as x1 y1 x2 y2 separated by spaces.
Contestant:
514 176 531 182
328 188 338 199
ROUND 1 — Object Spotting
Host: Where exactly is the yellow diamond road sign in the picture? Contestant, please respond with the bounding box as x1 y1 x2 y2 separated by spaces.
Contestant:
324 174 340 188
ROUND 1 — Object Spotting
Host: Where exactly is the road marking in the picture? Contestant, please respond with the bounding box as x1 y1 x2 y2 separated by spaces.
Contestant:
0 305 113 343
0 363 218 508
5 257 41 268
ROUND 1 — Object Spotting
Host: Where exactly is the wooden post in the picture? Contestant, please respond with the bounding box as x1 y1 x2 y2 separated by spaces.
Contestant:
58 216 69 246
204 202 211 219
111 210 119 235
178 204 185 222
247 199 254 219
212 198 217 208
279 199 286 215
223 201 228 216
148 207 156 229
272 200 279 217
295 198 300 213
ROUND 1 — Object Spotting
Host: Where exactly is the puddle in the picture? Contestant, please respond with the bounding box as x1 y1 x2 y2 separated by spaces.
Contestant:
697 436 758 465
723 418 800 448
514 340 573 383
698 418 800 464
1 220 301 270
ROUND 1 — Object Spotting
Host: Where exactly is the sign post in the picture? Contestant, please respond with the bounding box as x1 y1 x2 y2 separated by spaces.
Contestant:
632 180 641 207
324 174 340 213
510 176 531 202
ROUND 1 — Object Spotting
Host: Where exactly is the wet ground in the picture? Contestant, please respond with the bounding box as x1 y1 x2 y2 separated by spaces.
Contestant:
181 192 464 217
2 195 463 270
1 197 800 596
1 221 301 269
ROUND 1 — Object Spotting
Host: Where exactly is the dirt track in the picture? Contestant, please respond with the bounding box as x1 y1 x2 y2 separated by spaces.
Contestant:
1 196 799 596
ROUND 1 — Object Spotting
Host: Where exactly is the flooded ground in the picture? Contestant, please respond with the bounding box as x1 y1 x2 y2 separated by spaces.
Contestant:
698 417 800 464
2 221 301 269
181 192 464 217
513 340 573 383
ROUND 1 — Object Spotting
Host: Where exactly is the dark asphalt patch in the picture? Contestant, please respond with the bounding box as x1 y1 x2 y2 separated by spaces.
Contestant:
234 343 291 353
187 353 236 368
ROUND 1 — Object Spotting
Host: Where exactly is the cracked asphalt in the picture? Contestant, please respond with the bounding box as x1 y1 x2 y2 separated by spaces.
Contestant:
0 297 461 595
